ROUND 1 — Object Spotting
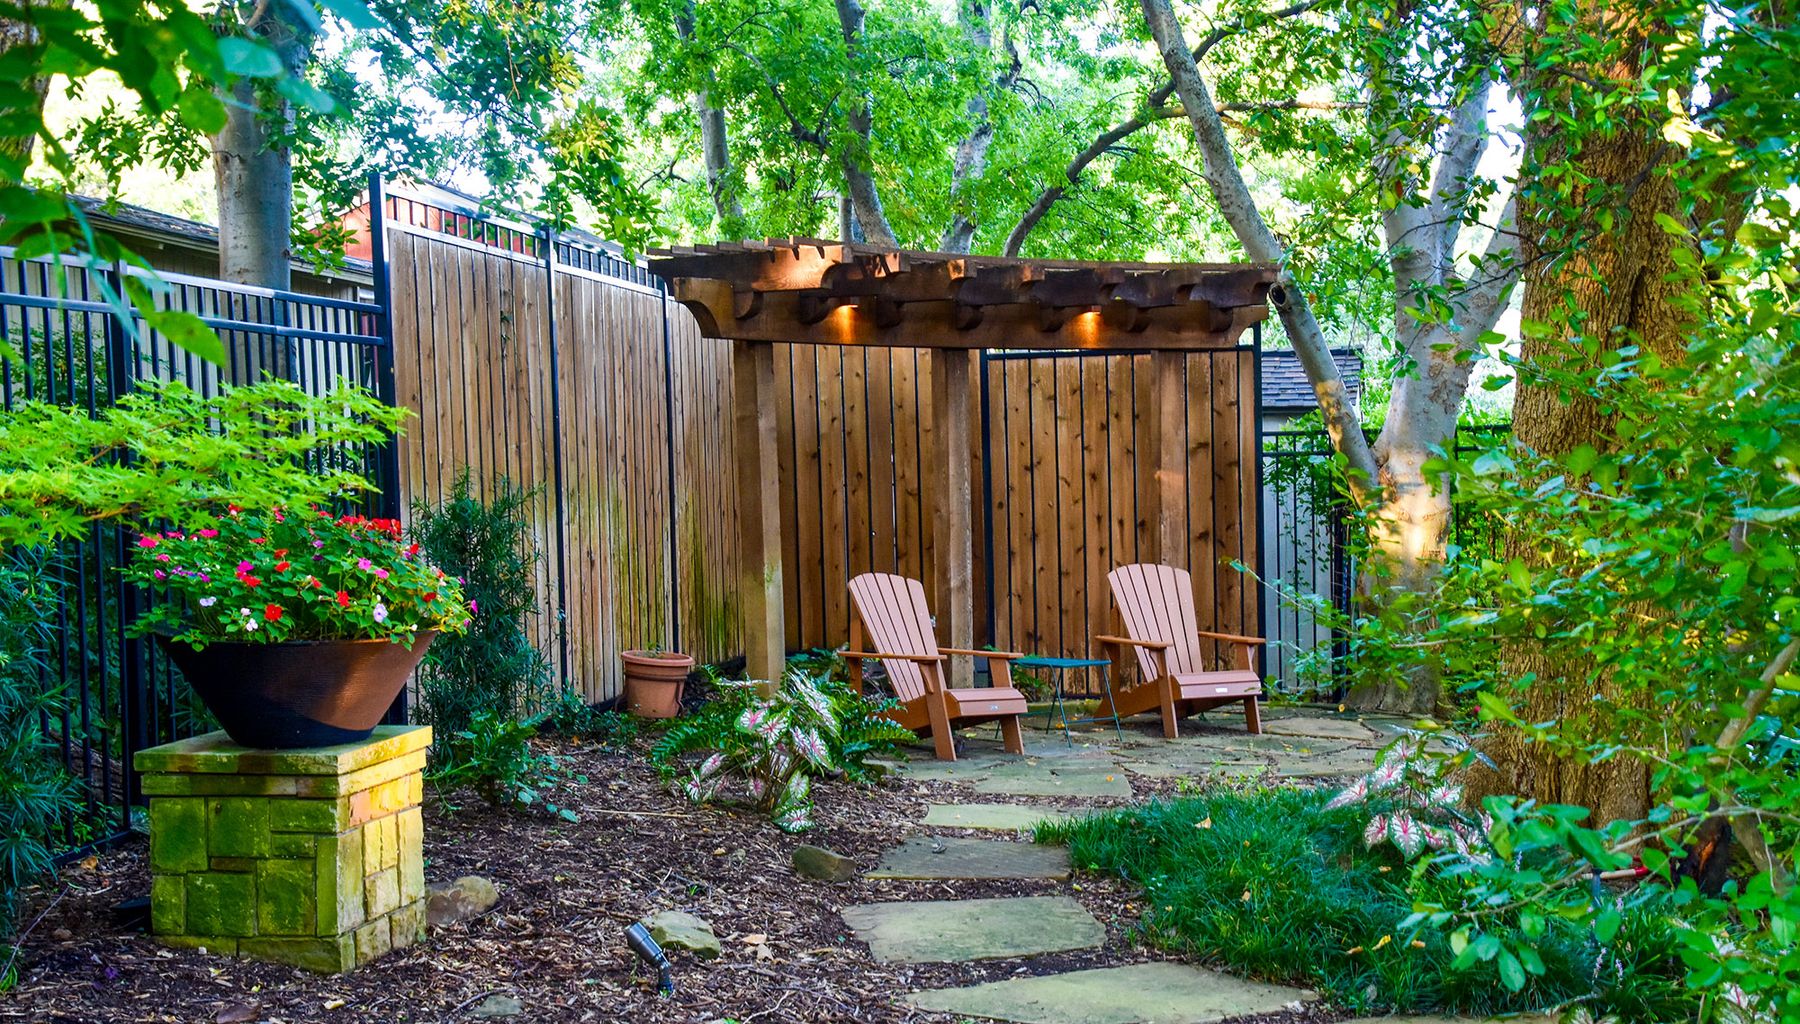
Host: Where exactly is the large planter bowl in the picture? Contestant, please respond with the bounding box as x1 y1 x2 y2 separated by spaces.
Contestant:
622 650 695 719
157 634 435 749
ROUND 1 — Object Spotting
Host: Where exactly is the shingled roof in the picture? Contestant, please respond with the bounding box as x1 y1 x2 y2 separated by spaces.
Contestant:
1261 347 1363 414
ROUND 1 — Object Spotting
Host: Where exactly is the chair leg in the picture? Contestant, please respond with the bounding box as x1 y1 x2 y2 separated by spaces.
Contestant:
999 715 1025 755
926 692 957 761
1158 677 1180 739
1244 696 1262 735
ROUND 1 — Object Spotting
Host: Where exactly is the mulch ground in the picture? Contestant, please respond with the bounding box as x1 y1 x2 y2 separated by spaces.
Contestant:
2 732 1348 1024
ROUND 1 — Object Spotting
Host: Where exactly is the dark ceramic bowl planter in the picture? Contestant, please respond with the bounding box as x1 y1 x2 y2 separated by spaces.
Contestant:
621 650 695 719
158 633 435 749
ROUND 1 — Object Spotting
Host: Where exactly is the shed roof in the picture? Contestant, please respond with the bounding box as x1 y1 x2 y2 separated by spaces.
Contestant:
1261 348 1363 414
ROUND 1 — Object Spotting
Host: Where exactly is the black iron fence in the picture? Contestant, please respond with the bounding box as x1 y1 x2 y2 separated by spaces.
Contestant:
1258 423 1510 698
1 246 393 855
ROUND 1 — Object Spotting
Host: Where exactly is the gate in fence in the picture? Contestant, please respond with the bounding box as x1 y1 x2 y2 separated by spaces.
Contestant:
1257 423 1511 699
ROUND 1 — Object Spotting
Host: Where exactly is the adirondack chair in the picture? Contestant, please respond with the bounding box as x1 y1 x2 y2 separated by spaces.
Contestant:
1097 563 1264 738
844 572 1028 761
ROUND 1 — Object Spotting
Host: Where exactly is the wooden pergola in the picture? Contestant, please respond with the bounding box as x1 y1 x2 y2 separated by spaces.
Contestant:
648 240 1275 685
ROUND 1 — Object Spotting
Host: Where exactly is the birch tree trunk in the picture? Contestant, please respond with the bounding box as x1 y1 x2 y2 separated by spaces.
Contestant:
210 5 313 291
676 4 745 237
834 0 897 246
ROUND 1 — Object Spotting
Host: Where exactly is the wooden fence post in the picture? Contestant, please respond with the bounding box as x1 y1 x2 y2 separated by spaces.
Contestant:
931 347 976 687
733 339 786 690
1151 350 1187 569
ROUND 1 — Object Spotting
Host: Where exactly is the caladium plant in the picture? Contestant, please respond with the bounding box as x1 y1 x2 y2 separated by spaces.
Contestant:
1329 733 1491 862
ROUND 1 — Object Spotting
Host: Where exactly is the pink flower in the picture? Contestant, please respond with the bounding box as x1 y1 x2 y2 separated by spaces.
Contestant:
197 528 219 538
237 561 253 573
469 599 479 614
137 536 159 548
152 570 167 580
155 553 170 562
313 540 325 548
357 558 373 571
374 568 390 580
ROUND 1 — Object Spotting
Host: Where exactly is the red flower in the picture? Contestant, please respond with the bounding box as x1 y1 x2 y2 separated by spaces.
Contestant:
241 575 262 588
275 560 291 572
274 548 289 558
137 535 159 548
335 590 351 607
263 604 283 622
406 542 420 557
251 537 267 545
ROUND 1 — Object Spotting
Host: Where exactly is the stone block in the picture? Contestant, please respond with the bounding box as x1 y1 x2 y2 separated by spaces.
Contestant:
296 749 428 798
209 857 257 873
269 832 316 859
142 772 301 797
134 725 431 777
185 872 255 938
257 859 317 936
353 917 392 963
388 899 426 949
207 797 270 858
268 798 344 834
316 829 366 935
240 935 355 974
365 867 401 918
150 875 186 935
149 798 208 873
397 809 425 903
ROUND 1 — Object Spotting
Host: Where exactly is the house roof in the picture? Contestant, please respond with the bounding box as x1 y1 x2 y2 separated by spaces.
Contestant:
1261 348 1363 413
68 194 374 284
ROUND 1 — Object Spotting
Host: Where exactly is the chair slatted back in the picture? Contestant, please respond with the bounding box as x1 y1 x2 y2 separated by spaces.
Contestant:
1106 563 1204 678
847 572 940 703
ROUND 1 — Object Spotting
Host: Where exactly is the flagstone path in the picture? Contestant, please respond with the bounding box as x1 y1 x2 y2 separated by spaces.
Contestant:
834 707 1388 1023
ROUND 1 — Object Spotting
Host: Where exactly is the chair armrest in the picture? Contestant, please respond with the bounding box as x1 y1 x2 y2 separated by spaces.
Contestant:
1093 635 1171 650
938 647 1025 660
842 650 948 663
1193 630 1266 646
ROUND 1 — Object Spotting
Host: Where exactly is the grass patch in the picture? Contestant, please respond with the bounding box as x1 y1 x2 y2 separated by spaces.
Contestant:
1035 787 1690 1020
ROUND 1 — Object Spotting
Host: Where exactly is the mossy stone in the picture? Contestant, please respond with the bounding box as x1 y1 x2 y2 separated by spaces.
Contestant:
256 858 317 936
185 872 255 938
207 797 270 858
149 798 208 874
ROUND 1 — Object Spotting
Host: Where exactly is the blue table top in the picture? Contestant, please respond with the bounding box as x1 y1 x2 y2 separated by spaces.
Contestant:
1013 655 1110 669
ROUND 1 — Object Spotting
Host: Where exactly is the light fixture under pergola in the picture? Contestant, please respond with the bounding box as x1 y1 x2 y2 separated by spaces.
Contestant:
648 239 1275 687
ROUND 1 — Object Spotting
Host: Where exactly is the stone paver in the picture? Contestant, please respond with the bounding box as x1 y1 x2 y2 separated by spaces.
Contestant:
906 961 1314 1024
841 896 1103 963
1261 716 1378 743
866 837 1070 881
973 762 1133 799
922 803 1074 831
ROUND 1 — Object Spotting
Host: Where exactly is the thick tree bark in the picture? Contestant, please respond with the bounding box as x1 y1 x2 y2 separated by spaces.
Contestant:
0 4 57 170
675 4 745 237
1474 2 1689 824
833 0 897 246
210 5 313 291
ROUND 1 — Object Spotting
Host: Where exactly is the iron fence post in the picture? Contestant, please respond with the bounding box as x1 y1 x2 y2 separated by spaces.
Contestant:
978 349 996 647
102 260 149 806
540 227 573 689
367 172 408 724
660 279 681 652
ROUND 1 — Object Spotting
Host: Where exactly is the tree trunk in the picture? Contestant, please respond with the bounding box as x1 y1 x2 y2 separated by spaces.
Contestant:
940 0 1013 254
1475 2 1689 824
675 4 745 237
212 76 295 291
833 0 897 246
0 6 55 170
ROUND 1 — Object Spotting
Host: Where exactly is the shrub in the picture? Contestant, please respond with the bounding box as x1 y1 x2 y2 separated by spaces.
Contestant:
535 687 638 749
124 509 472 646
426 711 582 822
649 668 913 831
409 473 552 743
0 549 78 936
1035 787 1691 1019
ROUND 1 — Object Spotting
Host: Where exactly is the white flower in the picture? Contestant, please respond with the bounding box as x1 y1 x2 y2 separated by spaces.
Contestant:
244 619 259 632
198 596 217 607
372 602 389 623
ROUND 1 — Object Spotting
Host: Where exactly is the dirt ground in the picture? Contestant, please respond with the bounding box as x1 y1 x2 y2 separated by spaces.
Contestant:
2 730 1348 1024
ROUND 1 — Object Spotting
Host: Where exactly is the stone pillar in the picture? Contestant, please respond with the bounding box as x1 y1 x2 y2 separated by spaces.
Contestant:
134 725 431 973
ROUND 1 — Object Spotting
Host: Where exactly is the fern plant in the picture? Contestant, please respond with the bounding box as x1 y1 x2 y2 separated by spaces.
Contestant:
650 667 912 831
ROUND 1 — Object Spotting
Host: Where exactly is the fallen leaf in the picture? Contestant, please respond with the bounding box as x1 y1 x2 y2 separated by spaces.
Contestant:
215 1001 260 1023
1195 817 1213 829
79 856 99 871
741 933 767 945
323 997 347 1011
754 943 775 961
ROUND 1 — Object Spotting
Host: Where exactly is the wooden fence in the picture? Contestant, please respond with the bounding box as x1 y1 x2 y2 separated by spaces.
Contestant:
381 194 1261 700
770 346 1261 663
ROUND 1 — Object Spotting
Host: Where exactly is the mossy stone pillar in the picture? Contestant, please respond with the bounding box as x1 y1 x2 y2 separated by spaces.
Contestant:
134 725 431 973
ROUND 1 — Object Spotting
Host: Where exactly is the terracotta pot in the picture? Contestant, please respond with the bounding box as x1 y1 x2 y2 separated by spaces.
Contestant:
157 634 435 749
622 650 695 718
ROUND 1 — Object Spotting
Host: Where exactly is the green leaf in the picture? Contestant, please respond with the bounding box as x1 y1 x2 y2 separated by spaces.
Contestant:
177 86 228 134
1594 907 1622 943
1498 948 1526 990
218 38 284 78
317 0 385 31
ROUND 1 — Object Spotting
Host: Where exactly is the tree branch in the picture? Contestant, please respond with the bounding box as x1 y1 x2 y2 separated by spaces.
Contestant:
1139 0 1379 503
833 0 897 245
1428 72 1495 274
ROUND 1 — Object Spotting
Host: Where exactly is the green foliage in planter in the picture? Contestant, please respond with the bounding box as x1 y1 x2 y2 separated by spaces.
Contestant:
409 472 552 745
0 378 404 550
0 549 80 936
1036 787 1690 1019
649 668 914 831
